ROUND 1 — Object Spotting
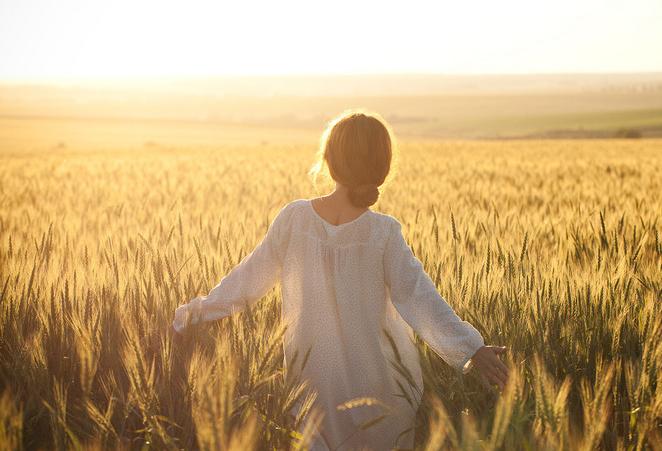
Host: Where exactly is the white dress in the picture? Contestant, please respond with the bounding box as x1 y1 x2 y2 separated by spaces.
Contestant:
173 199 484 450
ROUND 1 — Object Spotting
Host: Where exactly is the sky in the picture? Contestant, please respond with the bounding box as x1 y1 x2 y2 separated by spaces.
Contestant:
0 0 661 81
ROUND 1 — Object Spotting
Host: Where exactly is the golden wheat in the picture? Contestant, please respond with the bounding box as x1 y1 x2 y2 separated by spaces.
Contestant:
0 140 660 450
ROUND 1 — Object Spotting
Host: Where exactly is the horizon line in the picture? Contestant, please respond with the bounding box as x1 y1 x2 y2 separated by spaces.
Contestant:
2 70 662 86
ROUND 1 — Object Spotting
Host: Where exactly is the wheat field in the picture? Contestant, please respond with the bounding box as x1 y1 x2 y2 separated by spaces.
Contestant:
0 139 661 450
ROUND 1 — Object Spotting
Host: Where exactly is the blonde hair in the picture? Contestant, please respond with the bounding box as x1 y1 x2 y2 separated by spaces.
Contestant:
309 109 396 208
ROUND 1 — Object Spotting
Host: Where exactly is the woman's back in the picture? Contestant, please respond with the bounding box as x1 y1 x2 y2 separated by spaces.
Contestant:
278 198 428 449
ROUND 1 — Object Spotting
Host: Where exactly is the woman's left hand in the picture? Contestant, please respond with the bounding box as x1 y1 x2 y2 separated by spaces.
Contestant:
171 303 191 334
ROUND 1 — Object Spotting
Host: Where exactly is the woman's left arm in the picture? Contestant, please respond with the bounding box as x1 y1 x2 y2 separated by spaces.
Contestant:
172 203 293 333
383 218 509 389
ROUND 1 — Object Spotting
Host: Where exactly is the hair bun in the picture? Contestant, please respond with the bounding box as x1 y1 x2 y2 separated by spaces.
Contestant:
348 183 380 208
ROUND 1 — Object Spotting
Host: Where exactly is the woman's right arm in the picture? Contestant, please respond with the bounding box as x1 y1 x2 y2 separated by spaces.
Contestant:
172 202 295 333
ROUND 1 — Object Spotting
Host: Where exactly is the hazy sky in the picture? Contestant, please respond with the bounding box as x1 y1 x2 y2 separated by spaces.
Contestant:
1 0 661 81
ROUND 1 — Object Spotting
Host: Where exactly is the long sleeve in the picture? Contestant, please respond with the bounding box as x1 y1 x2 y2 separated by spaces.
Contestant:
383 219 484 372
172 203 292 333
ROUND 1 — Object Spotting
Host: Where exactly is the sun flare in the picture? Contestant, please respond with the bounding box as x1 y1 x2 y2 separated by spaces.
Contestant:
1 0 661 81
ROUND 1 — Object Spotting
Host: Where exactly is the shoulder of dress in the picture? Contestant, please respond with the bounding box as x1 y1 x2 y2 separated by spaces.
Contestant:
284 198 310 210
370 211 402 229
272 198 308 224
368 211 404 242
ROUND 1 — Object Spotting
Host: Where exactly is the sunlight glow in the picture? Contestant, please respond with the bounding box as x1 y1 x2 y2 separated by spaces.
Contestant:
1 0 661 81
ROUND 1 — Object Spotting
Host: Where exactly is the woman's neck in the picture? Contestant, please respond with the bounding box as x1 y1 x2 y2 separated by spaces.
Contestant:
312 185 368 226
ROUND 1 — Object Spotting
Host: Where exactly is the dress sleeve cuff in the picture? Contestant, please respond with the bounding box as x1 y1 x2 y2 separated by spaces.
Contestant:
460 337 485 374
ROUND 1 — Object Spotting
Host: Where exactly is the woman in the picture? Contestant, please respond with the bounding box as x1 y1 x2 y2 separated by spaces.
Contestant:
172 109 509 450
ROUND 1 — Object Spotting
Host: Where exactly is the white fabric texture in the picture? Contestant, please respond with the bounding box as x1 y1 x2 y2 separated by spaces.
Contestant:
173 199 485 450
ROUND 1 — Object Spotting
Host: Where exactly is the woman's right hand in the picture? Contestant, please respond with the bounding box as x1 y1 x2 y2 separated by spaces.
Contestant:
469 345 509 391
